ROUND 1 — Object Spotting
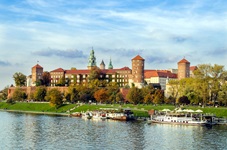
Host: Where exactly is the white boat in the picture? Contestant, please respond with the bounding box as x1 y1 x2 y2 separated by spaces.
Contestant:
107 109 135 121
150 113 207 125
149 112 216 125
92 111 106 120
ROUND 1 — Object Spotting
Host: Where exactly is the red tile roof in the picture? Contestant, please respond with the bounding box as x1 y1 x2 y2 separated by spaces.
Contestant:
51 68 65 72
120 66 131 70
53 67 132 75
178 58 190 64
132 55 144 60
32 64 43 69
65 70 90 74
190 66 197 71
144 70 177 78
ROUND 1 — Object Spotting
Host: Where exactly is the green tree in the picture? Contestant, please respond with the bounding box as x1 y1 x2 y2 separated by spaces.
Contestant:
0 86 9 100
13 72 26 87
71 67 77 70
76 86 94 102
67 86 79 103
141 84 155 98
115 92 124 104
167 80 180 104
126 87 143 105
45 88 63 108
218 83 227 106
153 89 164 104
144 94 153 104
177 96 190 105
12 88 27 101
35 80 42 86
42 71 51 86
106 82 119 103
33 86 47 101
88 67 101 81
56 76 66 86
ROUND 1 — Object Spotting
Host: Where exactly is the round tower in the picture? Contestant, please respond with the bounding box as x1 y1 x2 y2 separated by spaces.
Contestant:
131 55 144 88
177 58 190 80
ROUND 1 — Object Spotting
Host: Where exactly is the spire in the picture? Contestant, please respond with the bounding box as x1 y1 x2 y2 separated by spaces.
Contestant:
108 58 113 69
87 48 97 69
100 60 105 70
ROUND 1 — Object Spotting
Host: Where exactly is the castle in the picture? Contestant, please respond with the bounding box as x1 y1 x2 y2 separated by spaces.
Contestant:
28 48 196 90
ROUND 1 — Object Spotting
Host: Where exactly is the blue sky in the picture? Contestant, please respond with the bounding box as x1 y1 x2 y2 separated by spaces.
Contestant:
0 0 227 89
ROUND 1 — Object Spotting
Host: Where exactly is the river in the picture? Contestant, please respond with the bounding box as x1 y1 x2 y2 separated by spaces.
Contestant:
0 111 226 150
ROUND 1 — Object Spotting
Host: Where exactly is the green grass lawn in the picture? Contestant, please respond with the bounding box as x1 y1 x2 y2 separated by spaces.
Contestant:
0 102 76 113
0 102 227 117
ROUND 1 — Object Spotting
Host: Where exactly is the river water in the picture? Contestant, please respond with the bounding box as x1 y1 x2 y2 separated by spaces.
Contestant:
0 111 226 150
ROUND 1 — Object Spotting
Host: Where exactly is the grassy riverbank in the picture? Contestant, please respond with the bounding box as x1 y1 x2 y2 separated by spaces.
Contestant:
0 102 227 118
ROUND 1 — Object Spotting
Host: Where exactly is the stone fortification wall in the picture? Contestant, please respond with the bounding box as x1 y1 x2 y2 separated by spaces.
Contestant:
8 86 68 99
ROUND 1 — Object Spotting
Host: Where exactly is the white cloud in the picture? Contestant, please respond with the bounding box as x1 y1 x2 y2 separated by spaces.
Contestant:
0 0 227 89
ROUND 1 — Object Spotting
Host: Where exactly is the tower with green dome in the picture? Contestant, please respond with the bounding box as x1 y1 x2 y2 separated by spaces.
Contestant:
87 48 97 70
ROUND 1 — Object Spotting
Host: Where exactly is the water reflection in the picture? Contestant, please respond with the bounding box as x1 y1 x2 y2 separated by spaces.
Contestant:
0 112 226 150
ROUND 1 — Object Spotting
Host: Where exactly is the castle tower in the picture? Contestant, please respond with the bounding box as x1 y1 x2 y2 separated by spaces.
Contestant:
32 64 43 86
108 58 113 69
87 48 97 70
177 58 190 80
100 60 105 70
130 55 144 88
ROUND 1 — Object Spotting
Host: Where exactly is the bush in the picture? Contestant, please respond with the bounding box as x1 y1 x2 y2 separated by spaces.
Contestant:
6 98 15 104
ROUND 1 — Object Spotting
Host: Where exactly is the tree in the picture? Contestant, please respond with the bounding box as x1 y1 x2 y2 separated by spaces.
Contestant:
94 89 109 103
177 96 190 105
67 86 79 103
33 86 47 101
0 86 9 100
56 76 66 86
88 67 101 81
12 88 27 101
167 80 180 104
13 72 26 87
193 64 227 105
115 92 124 104
106 82 119 103
76 86 94 103
42 71 51 86
144 94 153 104
45 88 63 108
71 67 77 70
153 89 164 104
141 84 155 98
126 87 143 105
218 83 227 106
